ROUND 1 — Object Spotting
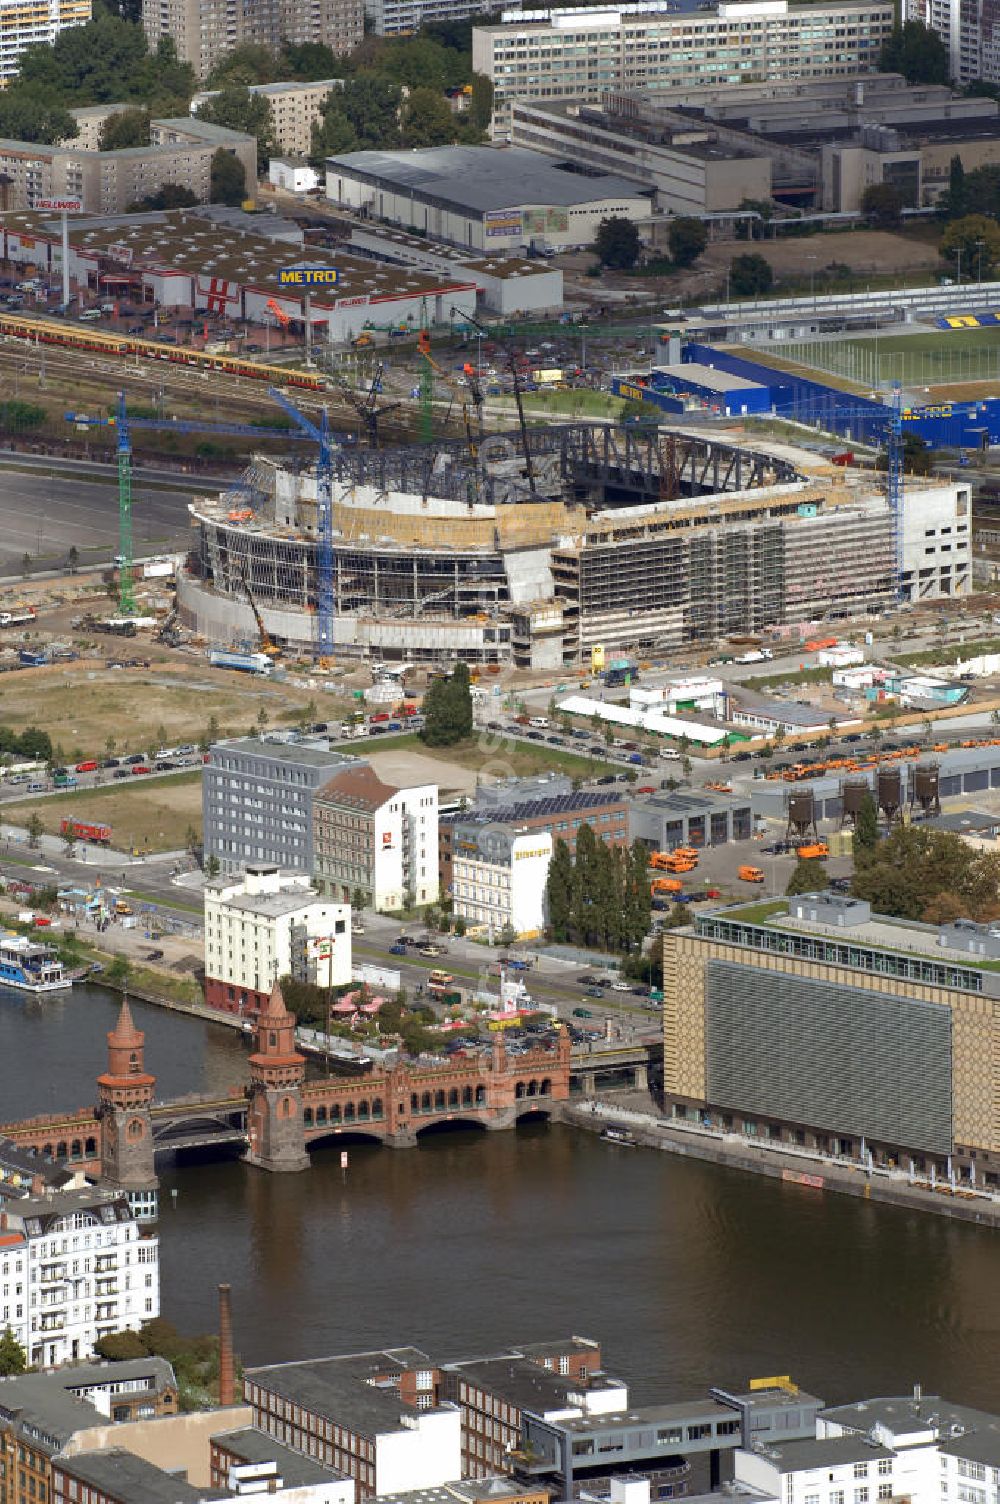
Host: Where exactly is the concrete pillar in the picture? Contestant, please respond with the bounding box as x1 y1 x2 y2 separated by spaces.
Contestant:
581 1071 597 1095
632 1063 649 1091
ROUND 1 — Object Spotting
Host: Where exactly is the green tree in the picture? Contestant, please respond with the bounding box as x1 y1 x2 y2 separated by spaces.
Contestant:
197 86 275 169
280 41 344 80
852 791 879 866
340 76 403 148
206 42 281 87
497 920 517 947
400 87 459 147
544 835 572 941
94 1329 148 1361
946 152 967 218
310 107 358 164
785 857 823 896
0 86 78 143
21 553 31 577
18 14 150 103
0 1327 26 1376
128 183 199 211
668 217 708 268
729 252 773 297
860 181 904 227
210 147 247 205
420 662 472 746
98 107 150 150
940 214 1000 277
879 19 948 82
468 73 493 136
26 812 43 849
68 545 79 573
594 216 641 270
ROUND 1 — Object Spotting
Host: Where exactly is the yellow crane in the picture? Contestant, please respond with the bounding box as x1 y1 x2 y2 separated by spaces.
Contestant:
240 565 281 659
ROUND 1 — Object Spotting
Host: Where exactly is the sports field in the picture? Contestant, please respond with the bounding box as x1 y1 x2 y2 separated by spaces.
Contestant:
777 324 1000 392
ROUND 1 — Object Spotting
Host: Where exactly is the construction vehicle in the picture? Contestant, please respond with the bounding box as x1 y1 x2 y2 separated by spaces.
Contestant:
673 846 700 864
266 298 291 329
796 842 829 860
738 865 765 883
239 565 280 659
651 877 684 896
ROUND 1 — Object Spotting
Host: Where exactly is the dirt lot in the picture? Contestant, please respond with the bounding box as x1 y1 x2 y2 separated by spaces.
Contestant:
7 771 203 853
366 733 618 796
713 229 942 280
0 660 351 762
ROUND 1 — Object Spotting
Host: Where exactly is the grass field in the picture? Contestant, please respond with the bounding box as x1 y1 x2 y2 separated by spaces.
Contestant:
367 732 620 783
773 324 1000 392
7 771 203 852
0 663 350 764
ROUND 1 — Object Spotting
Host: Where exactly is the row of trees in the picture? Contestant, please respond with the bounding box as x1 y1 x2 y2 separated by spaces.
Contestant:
594 215 709 272
546 828 651 954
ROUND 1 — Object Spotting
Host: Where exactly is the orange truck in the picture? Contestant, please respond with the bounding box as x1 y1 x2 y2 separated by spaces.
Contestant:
651 877 684 895
796 842 829 860
738 865 765 882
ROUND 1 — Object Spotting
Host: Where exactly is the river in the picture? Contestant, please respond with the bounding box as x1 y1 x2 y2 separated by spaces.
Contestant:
3 984 999 1408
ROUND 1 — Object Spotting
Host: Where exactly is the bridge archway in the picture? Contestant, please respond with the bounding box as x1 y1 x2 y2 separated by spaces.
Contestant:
306 1129 384 1152
415 1118 488 1140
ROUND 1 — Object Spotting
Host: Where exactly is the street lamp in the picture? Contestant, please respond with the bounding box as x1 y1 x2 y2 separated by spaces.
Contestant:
976 239 985 283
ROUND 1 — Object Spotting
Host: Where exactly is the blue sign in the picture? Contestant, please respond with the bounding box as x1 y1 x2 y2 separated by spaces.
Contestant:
278 266 339 288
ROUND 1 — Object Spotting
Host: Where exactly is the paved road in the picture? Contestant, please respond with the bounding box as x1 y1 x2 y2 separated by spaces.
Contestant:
0 462 207 576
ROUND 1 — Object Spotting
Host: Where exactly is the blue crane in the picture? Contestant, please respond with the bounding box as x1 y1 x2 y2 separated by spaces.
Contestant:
113 391 135 617
267 386 335 663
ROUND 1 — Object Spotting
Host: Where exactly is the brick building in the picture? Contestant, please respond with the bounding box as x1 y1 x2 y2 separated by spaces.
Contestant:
439 790 629 896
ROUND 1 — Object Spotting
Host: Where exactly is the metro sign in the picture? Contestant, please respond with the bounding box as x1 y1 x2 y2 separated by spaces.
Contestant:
278 266 339 287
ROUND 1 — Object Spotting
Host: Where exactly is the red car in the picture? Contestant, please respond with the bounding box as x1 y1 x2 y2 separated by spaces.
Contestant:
131 764 151 775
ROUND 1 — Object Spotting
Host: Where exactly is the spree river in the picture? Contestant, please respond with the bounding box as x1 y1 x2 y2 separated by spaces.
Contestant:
3 983 1000 1407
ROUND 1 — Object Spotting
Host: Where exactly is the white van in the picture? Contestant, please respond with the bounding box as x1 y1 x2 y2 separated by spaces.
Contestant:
659 748 682 761
528 717 548 729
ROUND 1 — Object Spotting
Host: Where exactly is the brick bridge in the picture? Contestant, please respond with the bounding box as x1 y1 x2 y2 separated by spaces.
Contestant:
0 987 573 1186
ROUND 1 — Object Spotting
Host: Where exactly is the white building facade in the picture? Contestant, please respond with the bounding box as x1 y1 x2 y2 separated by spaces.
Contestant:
452 829 552 937
0 1189 159 1371
313 766 439 912
204 864 351 1017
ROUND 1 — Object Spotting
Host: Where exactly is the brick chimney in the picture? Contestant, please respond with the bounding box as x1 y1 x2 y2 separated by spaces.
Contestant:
218 1282 235 1407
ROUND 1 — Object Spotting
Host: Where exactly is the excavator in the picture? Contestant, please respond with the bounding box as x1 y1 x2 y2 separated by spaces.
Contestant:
240 564 281 659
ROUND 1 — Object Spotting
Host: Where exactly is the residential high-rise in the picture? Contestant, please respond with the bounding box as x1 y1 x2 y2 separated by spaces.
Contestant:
473 0 896 136
0 0 91 85
904 0 1000 83
143 0 363 79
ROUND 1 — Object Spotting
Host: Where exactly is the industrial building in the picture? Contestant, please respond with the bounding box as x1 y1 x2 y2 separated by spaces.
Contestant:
509 98 773 216
747 744 1000 825
325 145 651 253
662 893 1000 1181
345 226 563 315
0 0 90 84
0 207 478 340
629 789 753 852
626 73 1000 210
178 424 971 665
472 0 895 137
0 118 256 216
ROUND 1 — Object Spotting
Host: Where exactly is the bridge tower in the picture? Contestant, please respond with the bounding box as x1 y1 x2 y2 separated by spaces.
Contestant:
96 994 158 1208
245 981 309 1172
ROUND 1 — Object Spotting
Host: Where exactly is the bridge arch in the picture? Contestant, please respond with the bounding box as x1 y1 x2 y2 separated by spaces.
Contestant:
306 1128 384 1151
415 1117 488 1139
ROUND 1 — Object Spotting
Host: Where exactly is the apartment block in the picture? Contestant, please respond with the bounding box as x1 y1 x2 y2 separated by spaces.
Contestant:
313 765 439 912
203 863 351 1016
472 0 896 135
365 0 497 38
144 0 361 78
203 738 360 876
0 117 255 214
191 79 350 156
0 0 90 86
905 0 1000 83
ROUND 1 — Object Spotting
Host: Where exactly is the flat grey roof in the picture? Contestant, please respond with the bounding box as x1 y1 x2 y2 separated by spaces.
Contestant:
212 737 356 769
0 1375 105 1448
637 789 750 815
247 1350 449 1438
213 1426 348 1486
328 145 648 214
655 362 765 393
733 696 833 728
55 1448 208 1504
61 1357 176 1392
760 1436 895 1472
821 1395 1000 1439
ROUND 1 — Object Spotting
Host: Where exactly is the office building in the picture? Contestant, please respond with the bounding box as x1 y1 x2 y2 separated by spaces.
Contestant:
440 789 629 896
0 117 255 215
661 892 1000 1182
0 0 90 85
0 1188 158 1371
245 1348 463 1499
452 827 552 938
144 0 361 79
203 738 360 876
312 765 439 912
325 145 650 252
472 0 896 136
203 864 351 1016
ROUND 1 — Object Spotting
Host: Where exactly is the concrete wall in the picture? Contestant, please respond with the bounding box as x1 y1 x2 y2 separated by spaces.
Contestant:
66 1407 253 1487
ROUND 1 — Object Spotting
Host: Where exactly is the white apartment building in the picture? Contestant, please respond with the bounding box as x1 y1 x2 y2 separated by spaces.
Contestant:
473 0 895 135
735 1437 900 1504
313 765 439 912
365 0 495 35
193 79 346 157
0 1188 159 1370
904 0 999 83
203 864 351 1018
0 0 91 85
452 828 551 938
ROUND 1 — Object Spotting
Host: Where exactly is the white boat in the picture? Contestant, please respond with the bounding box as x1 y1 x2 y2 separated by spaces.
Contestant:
0 932 72 992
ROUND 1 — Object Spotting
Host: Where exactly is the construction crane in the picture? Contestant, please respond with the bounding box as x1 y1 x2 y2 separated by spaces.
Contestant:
268 387 335 663
266 298 292 329
113 390 135 617
417 331 480 473
239 563 281 658
453 307 536 495
336 363 402 449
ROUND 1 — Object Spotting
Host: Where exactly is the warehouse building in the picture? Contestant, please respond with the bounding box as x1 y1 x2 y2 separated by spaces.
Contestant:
0 206 478 341
629 789 753 852
325 145 651 253
662 893 1000 1181
346 225 564 315
473 0 896 137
